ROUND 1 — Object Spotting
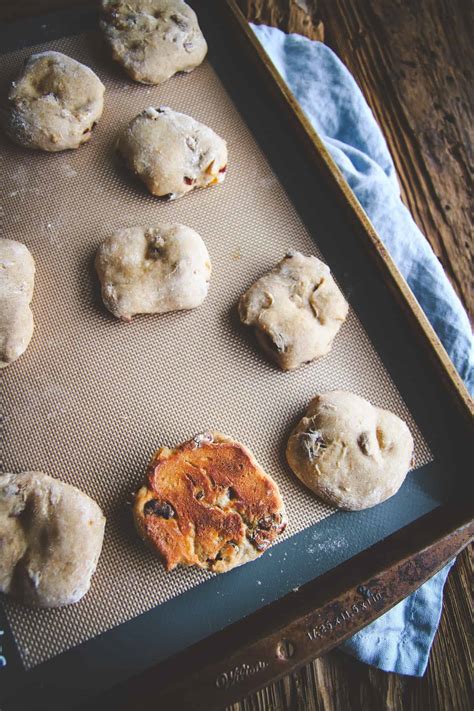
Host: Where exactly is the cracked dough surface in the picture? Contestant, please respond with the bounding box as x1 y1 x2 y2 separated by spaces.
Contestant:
117 106 227 200
4 51 105 152
0 239 35 369
286 391 414 511
100 0 208 85
238 252 348 370
0 472 105 608
95 224 212 321
133 432 287 573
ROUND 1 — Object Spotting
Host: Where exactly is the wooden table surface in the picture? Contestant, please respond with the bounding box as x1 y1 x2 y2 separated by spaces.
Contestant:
1 2 472 710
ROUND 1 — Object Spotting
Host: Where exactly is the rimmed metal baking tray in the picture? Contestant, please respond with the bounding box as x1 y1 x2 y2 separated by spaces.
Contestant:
0 2 472 709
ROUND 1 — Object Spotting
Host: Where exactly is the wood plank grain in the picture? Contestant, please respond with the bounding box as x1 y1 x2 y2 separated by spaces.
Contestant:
236 0 324 41
315 0 473 319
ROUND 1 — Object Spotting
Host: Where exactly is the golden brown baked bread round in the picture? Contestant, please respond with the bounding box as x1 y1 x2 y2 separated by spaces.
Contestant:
133 432 287 573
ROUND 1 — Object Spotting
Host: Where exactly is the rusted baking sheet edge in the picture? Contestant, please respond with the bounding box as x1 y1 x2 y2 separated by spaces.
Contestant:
93 503 473 710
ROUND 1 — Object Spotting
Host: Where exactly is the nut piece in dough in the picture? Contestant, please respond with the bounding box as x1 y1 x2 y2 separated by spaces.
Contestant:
0 239 35 368
286 391 414 511
133 432 287 573
0 472 105 607
100 0 208 85
4 51 105 152
238 252 348 370
117 106 227 200
95 224 212 321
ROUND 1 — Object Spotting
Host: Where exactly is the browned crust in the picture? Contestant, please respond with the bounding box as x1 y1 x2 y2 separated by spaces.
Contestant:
133 432 287 572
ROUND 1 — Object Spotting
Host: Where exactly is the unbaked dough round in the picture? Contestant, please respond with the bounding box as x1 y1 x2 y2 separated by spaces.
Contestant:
0 239 35 369
117 106 227 200
100 0 208 85
286 391 414 511
238 251 348 370
0 472 105 607
134 432 287 573
4 51 105 152
95 224 212 321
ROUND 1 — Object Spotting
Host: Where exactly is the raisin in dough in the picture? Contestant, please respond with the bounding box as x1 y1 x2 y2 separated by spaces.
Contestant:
286 391 414 511
133 432 287 573
95 224 211 321
0 239 35 368
100 0 207 85
0 472 105 607
117 106 227 200
238 252 348 370
4 51 105 152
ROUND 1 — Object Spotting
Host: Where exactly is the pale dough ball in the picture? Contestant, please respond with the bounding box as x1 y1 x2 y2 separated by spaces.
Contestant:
0 239 35 369
238 252 348 370
4 51 105 152
0 472 105 607
95 224 212 321
100 0 208 85
286 391 414 511
117 106 227 200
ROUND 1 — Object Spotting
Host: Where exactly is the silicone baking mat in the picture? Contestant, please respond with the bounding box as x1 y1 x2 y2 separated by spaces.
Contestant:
0 31 431 670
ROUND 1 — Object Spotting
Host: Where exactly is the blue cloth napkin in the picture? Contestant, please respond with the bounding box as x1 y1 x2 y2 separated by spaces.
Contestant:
252 24 473 676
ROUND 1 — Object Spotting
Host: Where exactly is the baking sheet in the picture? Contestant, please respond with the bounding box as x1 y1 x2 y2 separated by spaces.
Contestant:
0 31 431 670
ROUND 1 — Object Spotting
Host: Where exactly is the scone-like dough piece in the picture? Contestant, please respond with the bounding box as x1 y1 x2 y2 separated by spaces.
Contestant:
4 51 105 151
0 239 35 368
286 391 414 511
117 106 227 200
95 224 212 321
133 432 287 573
0 472 105 607
100 0 208 85
239 252 348 370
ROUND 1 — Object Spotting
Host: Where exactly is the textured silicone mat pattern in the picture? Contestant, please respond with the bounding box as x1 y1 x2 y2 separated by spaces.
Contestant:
0 32 431 669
